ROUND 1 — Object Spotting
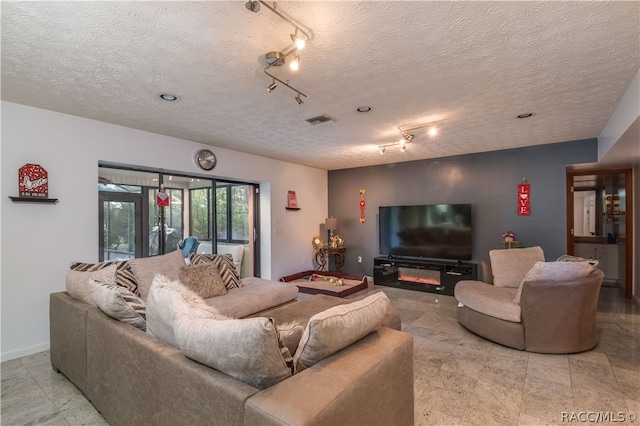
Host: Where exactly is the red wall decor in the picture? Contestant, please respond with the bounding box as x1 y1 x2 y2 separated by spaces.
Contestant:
359 189 366 223
156 184 170 207
19 163 49 198
518 181 530 216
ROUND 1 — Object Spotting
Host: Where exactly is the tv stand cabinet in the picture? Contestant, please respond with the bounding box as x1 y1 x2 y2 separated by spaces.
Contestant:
373 256 477 296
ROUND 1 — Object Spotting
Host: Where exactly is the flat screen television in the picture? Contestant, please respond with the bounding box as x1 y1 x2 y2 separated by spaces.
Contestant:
379 204 472 260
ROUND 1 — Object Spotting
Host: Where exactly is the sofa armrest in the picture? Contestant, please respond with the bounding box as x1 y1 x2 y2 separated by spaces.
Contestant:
50 291 93 394
244 327 414 426
520 270 604 353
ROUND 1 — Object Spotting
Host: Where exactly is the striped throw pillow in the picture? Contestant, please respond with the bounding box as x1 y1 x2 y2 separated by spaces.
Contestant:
88 279 146 331
70 260 140 297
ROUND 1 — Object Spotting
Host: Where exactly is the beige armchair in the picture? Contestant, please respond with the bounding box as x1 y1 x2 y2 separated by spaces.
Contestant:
455 247 604 354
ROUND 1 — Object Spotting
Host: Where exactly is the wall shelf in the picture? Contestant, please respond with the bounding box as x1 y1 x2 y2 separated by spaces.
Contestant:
9 196 59 204
285 207 301 211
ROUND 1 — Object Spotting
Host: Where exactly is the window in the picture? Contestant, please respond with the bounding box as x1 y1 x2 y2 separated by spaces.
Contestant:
98 165 259 276
215 183 251 244
189 187 212 240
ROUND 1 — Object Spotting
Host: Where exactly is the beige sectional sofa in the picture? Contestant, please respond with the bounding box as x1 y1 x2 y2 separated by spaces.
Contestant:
51 250 414 425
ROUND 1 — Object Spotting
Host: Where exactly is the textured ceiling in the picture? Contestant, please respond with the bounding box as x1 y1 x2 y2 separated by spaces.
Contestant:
2 1 639 170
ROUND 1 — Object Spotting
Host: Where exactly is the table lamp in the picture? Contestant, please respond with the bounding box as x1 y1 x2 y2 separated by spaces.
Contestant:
325 217 337 239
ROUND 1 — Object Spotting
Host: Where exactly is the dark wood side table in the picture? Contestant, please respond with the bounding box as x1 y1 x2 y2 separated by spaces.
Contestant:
313 246 346 272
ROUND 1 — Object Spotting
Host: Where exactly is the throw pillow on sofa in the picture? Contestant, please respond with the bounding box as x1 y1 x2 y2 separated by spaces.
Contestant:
146 274 227 347
188 253 243 289
88 279 147 331
293 292 390 373
513 261 596 303
175 315 293 390
129 250 185 301
179 262 228 298
66 263 119 306
69 260 140 296
489 246 545 288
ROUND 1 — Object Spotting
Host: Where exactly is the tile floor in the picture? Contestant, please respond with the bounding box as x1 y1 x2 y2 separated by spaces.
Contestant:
2 284 638 426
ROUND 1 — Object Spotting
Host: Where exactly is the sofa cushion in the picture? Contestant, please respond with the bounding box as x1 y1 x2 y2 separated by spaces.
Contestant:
146 275 226 347
204 277 298 318
188 253 243 289
489 246 545 288
179 262 227 298
66 263 119 306
129 250 185 301
88 280 147 331
513 261 597 303
175 315 293 390
455 280 521 322
293 292 390 373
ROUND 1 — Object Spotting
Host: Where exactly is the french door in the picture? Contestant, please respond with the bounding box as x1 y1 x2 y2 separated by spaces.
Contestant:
99 192 143 261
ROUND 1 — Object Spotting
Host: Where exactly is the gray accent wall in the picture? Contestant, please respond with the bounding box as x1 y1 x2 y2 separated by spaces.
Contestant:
328 139 598 278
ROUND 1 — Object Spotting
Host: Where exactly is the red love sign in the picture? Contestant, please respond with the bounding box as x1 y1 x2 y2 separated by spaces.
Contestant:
518 183 530 216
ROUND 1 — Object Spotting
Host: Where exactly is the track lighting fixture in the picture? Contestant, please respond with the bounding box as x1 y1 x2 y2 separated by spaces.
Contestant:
377 121 443 154
246 1 311 103
398 120 444 140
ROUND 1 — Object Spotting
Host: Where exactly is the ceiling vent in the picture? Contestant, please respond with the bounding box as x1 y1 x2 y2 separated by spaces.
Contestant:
306 115 336 125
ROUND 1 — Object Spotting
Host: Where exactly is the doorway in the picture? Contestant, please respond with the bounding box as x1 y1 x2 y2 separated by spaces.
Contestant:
566 168 633 298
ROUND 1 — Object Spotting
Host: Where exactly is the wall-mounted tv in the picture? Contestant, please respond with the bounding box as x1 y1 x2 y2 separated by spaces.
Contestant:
379 204 472 261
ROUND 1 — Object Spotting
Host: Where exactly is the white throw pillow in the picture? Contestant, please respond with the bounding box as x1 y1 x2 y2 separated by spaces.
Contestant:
513 261 596 303
66 263 118 306
489 246 545 288
146 274 226 347
128 250 185 301
293 292 390 373
175 315 293 390
88 279 146 331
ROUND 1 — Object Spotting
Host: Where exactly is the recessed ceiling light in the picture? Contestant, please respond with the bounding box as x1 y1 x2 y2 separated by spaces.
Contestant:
357 106 372 113
517 113 534 118
160 94 180 101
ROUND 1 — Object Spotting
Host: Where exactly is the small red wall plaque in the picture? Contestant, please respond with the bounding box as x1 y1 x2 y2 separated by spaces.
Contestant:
19 164 49 198
518 183 530 216
156 187 170 207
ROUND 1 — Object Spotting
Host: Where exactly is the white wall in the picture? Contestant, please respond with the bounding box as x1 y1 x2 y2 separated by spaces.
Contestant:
599 69 640 160
1 101 328 360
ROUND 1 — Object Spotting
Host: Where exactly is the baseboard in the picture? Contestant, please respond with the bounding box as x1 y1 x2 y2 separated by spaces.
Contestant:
1 342 50 362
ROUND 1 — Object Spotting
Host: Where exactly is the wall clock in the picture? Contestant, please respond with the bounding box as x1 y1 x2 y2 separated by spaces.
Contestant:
195 149 217 170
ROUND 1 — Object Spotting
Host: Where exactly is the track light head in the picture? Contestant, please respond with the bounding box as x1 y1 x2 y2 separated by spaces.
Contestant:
291 31 306 50
245 1 260 13
267 80 278 92
379 146 386 155
290 55 300 71
295 94 303 105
